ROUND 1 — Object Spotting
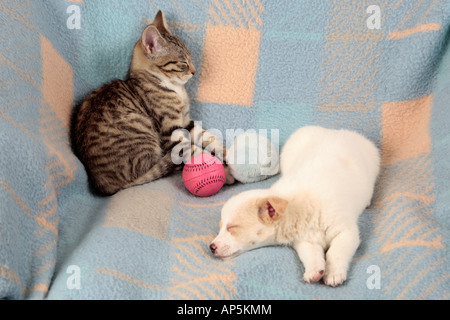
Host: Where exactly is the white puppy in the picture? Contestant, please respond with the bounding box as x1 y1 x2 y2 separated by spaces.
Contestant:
210 126 380 287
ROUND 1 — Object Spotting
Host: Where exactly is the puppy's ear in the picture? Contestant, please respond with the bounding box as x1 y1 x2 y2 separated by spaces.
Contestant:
257 197 288 223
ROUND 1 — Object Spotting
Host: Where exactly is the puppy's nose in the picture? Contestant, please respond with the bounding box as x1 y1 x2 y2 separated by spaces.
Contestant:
209 243 217 254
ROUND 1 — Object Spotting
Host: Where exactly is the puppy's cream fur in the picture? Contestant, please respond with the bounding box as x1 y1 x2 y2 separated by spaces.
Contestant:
210 126 380 287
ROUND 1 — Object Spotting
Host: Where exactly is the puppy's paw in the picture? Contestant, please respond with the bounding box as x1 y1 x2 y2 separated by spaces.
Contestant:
323 270 346 287
303 269 324 284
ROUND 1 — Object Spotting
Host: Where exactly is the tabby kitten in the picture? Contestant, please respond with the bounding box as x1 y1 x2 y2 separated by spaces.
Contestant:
72 11 234 195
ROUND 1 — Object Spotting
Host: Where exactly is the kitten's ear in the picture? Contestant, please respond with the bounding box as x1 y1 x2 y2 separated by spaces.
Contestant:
152 10 171 35
257 197 288 224
141 25 165 55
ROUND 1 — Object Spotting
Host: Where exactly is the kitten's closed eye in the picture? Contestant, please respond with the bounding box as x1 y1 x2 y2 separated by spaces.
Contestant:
160 61 188 73
161 61 178 67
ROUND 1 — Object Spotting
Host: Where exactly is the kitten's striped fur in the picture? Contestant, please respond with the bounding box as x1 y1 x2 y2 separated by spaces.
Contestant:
72 11 234 195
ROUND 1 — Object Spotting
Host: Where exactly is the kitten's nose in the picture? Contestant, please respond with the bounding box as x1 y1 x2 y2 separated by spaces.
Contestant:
209 243 217 254
191 69 196 76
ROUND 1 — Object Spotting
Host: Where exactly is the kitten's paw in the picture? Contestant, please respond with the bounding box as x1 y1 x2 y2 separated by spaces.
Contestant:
323 270 347 287
224 166 235 185
303 269 324 284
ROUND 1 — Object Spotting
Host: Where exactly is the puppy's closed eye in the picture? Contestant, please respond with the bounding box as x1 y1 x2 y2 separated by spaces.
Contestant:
226 224 239 234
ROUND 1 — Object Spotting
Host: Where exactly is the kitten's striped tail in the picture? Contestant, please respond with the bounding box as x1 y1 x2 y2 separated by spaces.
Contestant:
123 152 176 190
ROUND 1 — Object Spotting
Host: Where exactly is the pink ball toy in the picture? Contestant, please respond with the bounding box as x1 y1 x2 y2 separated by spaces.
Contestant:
182 154 225 197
